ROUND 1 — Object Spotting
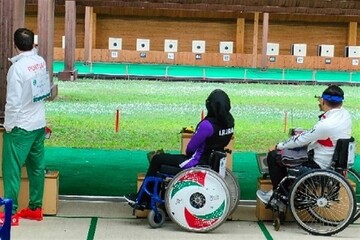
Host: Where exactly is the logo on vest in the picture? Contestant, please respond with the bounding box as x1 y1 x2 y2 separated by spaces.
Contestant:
219 127 234 136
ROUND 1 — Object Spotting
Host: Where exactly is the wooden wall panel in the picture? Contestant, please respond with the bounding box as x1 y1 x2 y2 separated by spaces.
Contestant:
54 48 64 60
348 22 358 46
315 57 339 71
25 15 37 32
43 15 352 57
339 57 358 71
265 22 348 57
357 25 360 46
236 18 245 53
75 48 84 61
244 22 255 54
267 56 285 69
95 17 236 52
53 48 360 72
92 49 102 62
30 13 359 72
175 53 195 65
52 16 85 49
238 54 254 67
265 56 359 71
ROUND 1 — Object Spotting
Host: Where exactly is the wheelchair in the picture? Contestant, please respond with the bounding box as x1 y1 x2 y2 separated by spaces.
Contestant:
263 137 358 236
0 198 12 240
132 150 240 232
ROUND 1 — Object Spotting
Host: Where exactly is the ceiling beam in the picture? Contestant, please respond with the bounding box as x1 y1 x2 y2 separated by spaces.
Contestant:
24 0 360 16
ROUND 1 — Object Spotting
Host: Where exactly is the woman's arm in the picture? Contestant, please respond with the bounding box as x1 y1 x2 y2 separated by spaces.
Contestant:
186 120 213 156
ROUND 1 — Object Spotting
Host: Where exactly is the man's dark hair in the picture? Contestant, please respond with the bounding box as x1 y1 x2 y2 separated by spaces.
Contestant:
322 85 344 108
14 28 34 51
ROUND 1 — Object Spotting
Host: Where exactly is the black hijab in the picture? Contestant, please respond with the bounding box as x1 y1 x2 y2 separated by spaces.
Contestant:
205 89 234 128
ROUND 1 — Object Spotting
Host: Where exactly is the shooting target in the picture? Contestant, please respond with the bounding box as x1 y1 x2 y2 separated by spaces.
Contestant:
164 39 178 52
192 40 206 53
136 39 150 51
108 38 122 50
219 41 233 54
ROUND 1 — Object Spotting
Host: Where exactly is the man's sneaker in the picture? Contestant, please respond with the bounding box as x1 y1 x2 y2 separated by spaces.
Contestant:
18 208 43 221
124 193 137 204
256 189 274 204
11 213 19 226
0 212 20 226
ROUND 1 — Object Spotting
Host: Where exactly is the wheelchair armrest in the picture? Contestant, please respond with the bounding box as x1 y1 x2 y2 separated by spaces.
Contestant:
287 165 312 177
197 165 212 169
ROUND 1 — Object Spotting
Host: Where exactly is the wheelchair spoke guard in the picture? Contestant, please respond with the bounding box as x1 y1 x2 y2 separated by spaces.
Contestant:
165 167 230 232
289 169 356 236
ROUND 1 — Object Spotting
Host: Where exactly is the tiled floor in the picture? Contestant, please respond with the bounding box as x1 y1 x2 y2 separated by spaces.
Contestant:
9 200 360 240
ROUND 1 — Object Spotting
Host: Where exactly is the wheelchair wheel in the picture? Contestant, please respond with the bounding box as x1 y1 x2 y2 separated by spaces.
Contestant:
289 169 356 236
273 217 281 231
347 168 360 202
165 167 230 232
225 168 240 216
147 208 166 228
347 168 360 223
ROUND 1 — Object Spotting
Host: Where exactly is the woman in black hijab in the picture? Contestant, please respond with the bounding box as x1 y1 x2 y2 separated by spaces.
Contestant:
125 89 235 206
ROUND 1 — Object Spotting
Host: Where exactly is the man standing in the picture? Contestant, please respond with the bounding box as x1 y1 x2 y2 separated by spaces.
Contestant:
1 28 50 226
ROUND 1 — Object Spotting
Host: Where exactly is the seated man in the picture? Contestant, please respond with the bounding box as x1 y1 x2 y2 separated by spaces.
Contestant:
125 89 235 207
257 85 352 204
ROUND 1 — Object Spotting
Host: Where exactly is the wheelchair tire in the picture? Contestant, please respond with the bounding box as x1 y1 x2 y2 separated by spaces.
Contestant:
273 217 281 231
279 212 286 224
165 167 230 232
225 168 240 216
147 208 166 228
347 168 360 223
289 169 356 236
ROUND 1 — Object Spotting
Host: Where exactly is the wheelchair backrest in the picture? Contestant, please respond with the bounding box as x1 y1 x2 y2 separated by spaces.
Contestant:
208 150 228 178
332 137 356 170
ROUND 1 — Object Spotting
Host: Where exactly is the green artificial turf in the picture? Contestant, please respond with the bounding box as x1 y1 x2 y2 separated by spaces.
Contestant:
45 147 360 201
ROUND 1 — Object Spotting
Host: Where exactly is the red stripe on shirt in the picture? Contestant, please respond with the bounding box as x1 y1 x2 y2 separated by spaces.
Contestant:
317 138 333 147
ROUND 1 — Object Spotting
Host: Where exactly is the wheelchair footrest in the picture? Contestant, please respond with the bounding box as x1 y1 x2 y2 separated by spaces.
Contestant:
256 177 293 222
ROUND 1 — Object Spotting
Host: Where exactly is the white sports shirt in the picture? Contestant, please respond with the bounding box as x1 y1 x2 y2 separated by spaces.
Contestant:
4 49 47 132
276 107 352 169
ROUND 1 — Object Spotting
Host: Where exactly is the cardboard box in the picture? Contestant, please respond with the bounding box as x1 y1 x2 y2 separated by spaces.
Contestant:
255 178 276 221
0 171 59 215
42 171 59 215
256 177 293 221
181 133 234 170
